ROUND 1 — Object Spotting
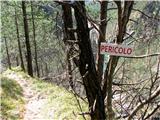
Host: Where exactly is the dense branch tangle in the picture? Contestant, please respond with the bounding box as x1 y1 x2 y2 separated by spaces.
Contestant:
58 1 160 120
59 1 134 120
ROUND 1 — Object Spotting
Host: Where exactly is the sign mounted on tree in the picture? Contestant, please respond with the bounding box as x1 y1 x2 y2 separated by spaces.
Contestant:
100 43 133 57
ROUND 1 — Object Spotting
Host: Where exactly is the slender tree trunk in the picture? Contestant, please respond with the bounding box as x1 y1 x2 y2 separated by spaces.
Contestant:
41 64 44 77
22 1 33 77
16 56 19 66
62 1 75 93
103 56 119 120
102 2 134 120
4 37 11 69
96 1 108 82
15 8 25 71
31 1 39 77
45 62 49 76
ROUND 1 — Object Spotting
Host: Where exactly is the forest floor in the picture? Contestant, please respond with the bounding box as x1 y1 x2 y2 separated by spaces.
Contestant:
1 68 88 120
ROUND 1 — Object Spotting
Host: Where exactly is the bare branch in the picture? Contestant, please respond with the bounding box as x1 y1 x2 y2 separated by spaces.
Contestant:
127 86 160 120
124 31 135 41
123 53 160 59
144 104 160 120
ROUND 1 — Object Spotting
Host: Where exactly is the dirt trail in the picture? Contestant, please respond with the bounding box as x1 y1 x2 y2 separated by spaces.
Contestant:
7 72 48 120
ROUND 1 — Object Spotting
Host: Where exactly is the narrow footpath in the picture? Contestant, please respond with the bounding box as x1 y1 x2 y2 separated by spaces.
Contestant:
7 72 48 120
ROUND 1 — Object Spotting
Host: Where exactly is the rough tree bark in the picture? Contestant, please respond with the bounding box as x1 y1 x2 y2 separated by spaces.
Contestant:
62 3 75 43
15 7 25 71
61 2 75 89
31 1 40 77
22 1 33 77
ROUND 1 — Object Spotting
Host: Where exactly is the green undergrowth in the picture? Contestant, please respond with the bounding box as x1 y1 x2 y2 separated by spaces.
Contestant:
1 67 89 120
0 72 24 120
33 80 89 120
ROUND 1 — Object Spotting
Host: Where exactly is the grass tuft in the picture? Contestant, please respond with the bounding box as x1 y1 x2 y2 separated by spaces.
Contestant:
0 75 24 120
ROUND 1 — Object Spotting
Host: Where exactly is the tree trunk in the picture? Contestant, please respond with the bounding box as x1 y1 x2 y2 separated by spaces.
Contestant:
16 56 19 66
62 1 75 90
73 2 106 120
62 6 74 40
102 2 134 120
4 37 11 69
15 7 25 71
31 1 40 77
103 56 119 120
61 2 106 119
96 1 108 82
45 62 49 76
22 1 33 77
41 64 44 77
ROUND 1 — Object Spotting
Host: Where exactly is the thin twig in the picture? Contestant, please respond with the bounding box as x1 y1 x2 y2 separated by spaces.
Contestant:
133 8 160 21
